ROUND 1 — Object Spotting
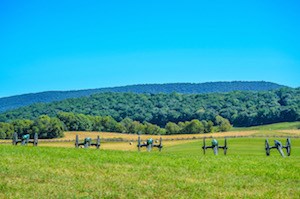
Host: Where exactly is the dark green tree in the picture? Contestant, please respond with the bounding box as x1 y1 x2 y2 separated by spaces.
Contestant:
0 122 14 139
215 115 232 132
165 122 181 135
11 119 34 136
33 115 64 138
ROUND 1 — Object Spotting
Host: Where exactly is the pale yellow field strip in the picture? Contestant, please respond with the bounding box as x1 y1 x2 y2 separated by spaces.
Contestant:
37 140 197 151
56 130 260 141
1 130 299 147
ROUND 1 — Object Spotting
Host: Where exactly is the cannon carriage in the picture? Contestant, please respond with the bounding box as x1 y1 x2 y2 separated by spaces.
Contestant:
75 135 101 149
12 132 38 146
202 138 228 155
265 138 291 157
137 133 163 152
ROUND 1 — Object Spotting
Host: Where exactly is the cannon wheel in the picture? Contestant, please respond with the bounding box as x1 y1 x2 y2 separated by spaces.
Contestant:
159 137 162 152
286 138 291 156
75 135 79 148
12 132 18 145
224 138 227 155
96 136 100 149
265 139 270 156
202 138 206 154
137 135 141 151
34 133 38 146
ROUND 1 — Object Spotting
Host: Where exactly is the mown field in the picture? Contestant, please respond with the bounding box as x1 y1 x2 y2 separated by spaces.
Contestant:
35 129 300 151
233 121 300 131
0 135 299 198
39 122 300 150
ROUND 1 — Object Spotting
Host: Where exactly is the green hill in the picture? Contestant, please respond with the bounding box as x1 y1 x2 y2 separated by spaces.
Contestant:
1 87 299 127
0 81 286 113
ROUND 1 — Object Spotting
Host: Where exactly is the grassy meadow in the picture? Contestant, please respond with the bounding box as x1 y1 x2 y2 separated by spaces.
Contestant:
0 135 300 198
38 122 300 150
0 122 300 198
233 121 300 131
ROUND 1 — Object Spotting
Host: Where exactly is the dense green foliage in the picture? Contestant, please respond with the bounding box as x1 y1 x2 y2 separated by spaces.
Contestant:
1 88 299 128
0 81 285 113
0 137 299 198
0 112 230 138
0 122 14 139
0 115 64 139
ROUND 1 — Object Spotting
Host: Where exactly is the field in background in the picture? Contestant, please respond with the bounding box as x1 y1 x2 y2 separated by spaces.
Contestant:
40 139 203 151
0 137 299 198
38 129 300 150
233 121 300 131
1 122 300 151
59 130 259 140
58 121 300 141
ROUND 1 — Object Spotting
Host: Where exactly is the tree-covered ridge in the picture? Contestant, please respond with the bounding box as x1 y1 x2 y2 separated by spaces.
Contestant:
0 81 286 113
1 87 299 128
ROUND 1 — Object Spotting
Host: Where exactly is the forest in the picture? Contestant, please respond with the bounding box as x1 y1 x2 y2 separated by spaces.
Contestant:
0 81 285 112
0 87 299 129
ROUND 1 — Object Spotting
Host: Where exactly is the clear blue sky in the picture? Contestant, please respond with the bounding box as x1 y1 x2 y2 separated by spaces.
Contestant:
1 0 300 97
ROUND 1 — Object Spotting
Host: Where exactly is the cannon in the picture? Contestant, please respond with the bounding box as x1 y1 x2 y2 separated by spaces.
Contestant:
137 133 163 152
75 135 100 149
12 132 38 146
202 138 228 155
265 138 291 157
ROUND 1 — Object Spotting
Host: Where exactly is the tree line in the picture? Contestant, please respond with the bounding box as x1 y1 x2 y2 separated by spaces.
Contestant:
0 112 231 139
1 88 299 127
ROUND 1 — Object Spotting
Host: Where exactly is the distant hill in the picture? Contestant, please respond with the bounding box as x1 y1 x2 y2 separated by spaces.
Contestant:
1 87 299 128
0 81 287 113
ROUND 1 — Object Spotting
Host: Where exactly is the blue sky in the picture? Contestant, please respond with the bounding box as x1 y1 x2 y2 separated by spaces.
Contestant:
0 0 300 97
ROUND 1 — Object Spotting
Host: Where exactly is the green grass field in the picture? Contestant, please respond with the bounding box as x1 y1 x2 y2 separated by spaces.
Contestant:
0 137 299 199
233 121 300 131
